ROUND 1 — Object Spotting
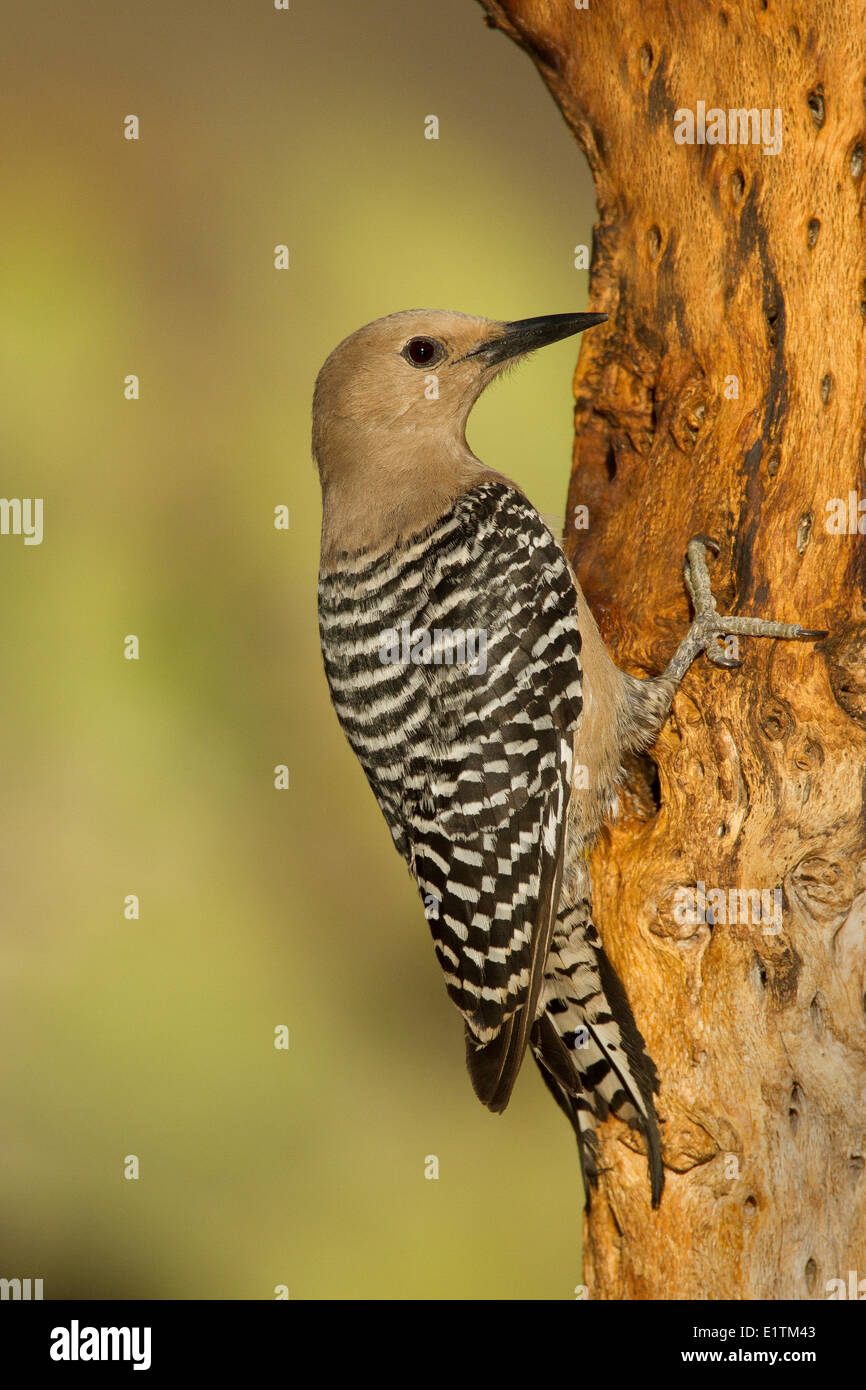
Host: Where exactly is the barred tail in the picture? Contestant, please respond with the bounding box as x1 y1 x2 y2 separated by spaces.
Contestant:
530 899 663 1207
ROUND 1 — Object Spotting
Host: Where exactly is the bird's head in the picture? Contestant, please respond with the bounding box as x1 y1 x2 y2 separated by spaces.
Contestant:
313 308 606 558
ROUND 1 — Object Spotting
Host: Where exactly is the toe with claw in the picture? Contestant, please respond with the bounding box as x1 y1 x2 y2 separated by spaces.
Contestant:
663 535 828 687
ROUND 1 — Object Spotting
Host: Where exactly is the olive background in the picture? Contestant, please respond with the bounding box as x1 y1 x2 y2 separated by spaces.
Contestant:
1 0 599 1298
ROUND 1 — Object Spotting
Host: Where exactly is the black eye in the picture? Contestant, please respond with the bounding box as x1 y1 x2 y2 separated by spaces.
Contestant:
402 336 442 367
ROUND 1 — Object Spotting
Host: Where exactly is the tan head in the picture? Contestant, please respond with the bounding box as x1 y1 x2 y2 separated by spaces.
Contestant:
313 308 606 563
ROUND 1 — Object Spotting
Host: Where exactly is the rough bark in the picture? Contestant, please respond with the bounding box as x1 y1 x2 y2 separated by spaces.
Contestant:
477 0 866 1300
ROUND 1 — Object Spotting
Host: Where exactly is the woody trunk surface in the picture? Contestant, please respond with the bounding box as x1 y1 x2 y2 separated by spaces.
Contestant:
477 0 866 1300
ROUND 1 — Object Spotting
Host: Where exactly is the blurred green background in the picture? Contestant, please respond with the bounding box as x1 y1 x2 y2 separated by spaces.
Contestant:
0 0 598 1299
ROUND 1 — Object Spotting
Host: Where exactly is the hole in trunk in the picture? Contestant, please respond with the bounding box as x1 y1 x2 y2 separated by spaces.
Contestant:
765 299 780 348
807 86 825 128
604 440 617 481
624 752 662 817
643 756 661 810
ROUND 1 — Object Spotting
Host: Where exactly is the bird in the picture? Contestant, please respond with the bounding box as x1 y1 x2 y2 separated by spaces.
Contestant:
313 308 825 1207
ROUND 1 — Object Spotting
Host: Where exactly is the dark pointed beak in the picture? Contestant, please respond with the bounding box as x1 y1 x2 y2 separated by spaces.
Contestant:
464 311 607 366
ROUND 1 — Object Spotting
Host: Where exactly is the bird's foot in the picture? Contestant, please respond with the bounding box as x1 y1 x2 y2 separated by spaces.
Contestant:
664 535 827 684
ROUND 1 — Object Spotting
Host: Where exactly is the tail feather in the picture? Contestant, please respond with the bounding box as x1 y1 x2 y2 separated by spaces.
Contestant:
531 900 664 1207
532 1015 602 1192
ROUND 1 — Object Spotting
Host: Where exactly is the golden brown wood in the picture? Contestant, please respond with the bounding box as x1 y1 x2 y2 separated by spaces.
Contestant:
477 0 866 1300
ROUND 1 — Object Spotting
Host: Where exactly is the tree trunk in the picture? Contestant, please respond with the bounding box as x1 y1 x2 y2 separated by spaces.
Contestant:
477 0 866 1300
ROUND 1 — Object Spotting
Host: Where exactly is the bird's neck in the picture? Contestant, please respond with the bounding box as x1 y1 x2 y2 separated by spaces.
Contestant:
318 436 505 567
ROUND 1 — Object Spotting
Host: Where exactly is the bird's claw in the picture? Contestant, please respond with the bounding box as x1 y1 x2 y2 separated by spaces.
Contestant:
682 536 828 667
690 533 720 556
706 644 743 669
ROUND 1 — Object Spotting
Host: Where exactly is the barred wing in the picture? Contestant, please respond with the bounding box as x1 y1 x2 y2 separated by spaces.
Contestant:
319 481 584 1111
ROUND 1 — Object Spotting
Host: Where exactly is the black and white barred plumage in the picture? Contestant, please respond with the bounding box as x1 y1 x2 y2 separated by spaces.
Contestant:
533 883 663 1204
319 479 662 1204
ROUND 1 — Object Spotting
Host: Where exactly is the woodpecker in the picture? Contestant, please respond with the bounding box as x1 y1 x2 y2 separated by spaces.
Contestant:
314 309 824 1207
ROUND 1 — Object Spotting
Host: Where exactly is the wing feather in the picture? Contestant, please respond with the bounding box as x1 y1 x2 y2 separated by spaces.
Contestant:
321 481 584 1110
